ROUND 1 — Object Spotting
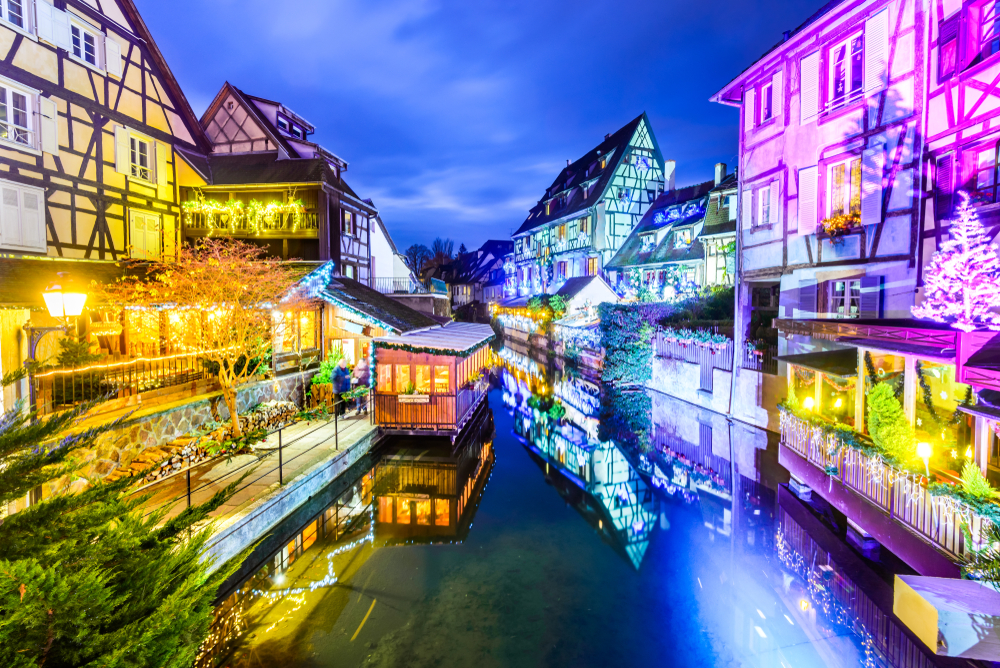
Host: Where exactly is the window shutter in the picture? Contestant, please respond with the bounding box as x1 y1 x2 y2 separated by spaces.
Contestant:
936 153 954 219
145 215 161 259
798 279 818 316
798 166 818 234
51 7 71 51
864 10 890 95
745 88 755 132
105 36 122 78
115 125 130 175
859 276 883 318
155 142 168 187
1 186 22 247
861 143 885 225
741 187 753 229
36 0 54 43
769 180 780 226
800 51 821 123
20 189 43 252
39 97 58 155
728 195 737 221
773 70 783 119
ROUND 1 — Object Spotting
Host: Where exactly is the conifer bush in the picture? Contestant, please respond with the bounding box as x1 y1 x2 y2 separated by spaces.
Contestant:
867 382 916 464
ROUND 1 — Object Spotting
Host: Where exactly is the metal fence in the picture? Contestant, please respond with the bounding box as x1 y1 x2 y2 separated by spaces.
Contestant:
653 330 778 376
31 351 210 415
371 277 429 295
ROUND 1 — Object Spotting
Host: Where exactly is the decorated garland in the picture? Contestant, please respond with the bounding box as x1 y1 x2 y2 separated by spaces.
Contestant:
372 337 493 358
660 326 729 351
182 196 307 235
915 360 973 427
820 212 861 238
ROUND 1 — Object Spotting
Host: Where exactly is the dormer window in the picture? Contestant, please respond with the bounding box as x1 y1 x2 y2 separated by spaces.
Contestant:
674 229 692 249
276 113 307 139
640 233 655 252
277 117 289 132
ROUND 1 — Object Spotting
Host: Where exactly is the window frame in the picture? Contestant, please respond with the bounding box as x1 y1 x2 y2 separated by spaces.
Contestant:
972 141 1000 207
0 0 36 38
68 16 103 72
829 278 862 318
0 76 37 152
129 133 153 183
760 79 774 124
826 31 865 111
826 156 863 218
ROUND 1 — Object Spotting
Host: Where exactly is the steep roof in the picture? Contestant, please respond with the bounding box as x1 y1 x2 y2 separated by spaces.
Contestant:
321 276 437 333
513 113 651 237
606 181 714 269
452 240 514 285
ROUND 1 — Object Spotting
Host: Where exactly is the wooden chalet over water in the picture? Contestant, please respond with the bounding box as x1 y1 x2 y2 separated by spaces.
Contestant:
373 322 494 437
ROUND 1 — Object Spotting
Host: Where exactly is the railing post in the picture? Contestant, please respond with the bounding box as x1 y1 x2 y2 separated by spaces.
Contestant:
186 467 192 508
335 401 339 450
278 428 283 485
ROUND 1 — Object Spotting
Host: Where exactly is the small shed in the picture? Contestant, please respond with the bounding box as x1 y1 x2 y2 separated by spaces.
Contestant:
373 322 494 435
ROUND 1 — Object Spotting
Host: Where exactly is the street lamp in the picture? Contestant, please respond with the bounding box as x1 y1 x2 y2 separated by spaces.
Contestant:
23 272 89 411
917 441 932 478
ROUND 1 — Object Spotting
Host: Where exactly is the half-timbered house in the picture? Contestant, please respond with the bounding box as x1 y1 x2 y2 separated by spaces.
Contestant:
511 113 666 297
179 82 375 279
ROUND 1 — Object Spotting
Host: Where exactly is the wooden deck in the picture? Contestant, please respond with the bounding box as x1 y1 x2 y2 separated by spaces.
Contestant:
374 384 489 437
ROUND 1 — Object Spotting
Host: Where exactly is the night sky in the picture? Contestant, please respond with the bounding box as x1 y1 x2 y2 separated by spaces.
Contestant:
136 0 822 251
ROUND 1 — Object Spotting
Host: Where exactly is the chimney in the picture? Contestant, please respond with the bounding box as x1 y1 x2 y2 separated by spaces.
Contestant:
605 133 611 140
664 160 676 191
714 162 727 186
566 159 571 167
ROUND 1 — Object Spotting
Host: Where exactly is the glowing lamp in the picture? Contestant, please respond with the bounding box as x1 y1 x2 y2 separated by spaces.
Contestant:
834 398 843 409
917 442 932 478
43 272 87 319
803 396 815 411
799 599 810 612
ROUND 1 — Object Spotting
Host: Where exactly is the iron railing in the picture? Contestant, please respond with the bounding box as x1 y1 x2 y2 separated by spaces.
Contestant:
742 341 778 375
31 351 210 415
779 409 987 560
371 277 428 295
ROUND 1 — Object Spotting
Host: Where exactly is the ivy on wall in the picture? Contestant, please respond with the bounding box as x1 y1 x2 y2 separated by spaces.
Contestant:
598 302 669 385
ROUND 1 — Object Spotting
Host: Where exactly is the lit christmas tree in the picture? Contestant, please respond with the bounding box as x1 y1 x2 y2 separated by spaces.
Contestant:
912 191 1000 332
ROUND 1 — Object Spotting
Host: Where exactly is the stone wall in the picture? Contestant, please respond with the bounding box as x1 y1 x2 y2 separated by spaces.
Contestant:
75 371 316 484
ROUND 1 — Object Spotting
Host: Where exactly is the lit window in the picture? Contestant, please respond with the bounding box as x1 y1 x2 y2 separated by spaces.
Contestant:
434 366 449 393
587 257 598 276
0 84 32 147
640 233 655 252
579 216 589 234
300 311 317 349
829 158 862 216
674 229 692 249
71 24 98 67
434 499 450 525
377 365 392 392
130 136 151 181
395 365 411 393
831 279 861 317
829 34 864 108
415 500 431 525
396 499 411 524
378 496 393 523
415 365 430 393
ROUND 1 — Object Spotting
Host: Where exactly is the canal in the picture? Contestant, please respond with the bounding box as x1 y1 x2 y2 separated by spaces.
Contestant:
206 349 949 668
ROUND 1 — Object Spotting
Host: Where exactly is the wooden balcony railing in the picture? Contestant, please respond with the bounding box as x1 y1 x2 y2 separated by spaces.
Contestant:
374 383 488 433
779 409 988 560
184 211 319 236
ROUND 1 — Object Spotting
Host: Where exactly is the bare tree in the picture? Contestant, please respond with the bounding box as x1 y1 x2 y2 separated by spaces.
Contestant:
431 238 454 265
404 244 432 272
104 238 304 437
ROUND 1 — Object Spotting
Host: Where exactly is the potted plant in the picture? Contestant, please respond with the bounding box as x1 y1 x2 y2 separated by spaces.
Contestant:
820 212 861 240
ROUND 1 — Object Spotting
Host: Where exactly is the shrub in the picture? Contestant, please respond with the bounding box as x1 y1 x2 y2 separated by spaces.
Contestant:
311 350 346 386
867 383 916 463
962 462 998 500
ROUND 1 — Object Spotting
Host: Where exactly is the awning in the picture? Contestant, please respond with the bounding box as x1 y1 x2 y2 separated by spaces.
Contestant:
776 348 858 377
838 337 955 361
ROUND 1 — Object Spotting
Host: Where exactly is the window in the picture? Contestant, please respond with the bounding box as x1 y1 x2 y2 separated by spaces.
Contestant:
433 366 449 393
758 187 771 227
130 136 151 181
939 16 959 81
395 365 411 393
579 216 589 234
640 233 655 252
557 260 567 279
377 365 392 392
0 178 45 253
397 499 411 524
828 158 862 216
984 1 1000 61
342 210 354 236
434 498 450 526
343 264 355 279
2 0 27 30
586 256 598 276
674 229 692 248
277 117 288 132
128 210 160 260
300 311 317 349
557 224 566 241
829 34 864 108
0 82 32 147
415 499 431 525
760 79 774 122
830 279 861 317
914 360 975 471
415 365 431 393
973 143 1000 206
727 194 737 221
71 23 99 67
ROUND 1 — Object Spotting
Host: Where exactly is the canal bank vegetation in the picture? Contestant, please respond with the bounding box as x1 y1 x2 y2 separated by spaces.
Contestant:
0 370 249 668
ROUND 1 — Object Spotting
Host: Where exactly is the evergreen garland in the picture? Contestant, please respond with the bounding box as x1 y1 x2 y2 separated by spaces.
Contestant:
372 337 493 358
915 360 973 427
863 351 878 389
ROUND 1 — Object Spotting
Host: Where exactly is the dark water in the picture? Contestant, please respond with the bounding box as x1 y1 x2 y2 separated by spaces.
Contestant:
211 350 949 668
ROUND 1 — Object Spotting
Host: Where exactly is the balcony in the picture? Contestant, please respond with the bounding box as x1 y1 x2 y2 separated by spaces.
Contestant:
778 408 989 563
372 277 430 295
183 211 319 237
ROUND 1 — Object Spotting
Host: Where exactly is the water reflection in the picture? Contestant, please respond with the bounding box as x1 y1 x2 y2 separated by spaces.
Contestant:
202 346 952 668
